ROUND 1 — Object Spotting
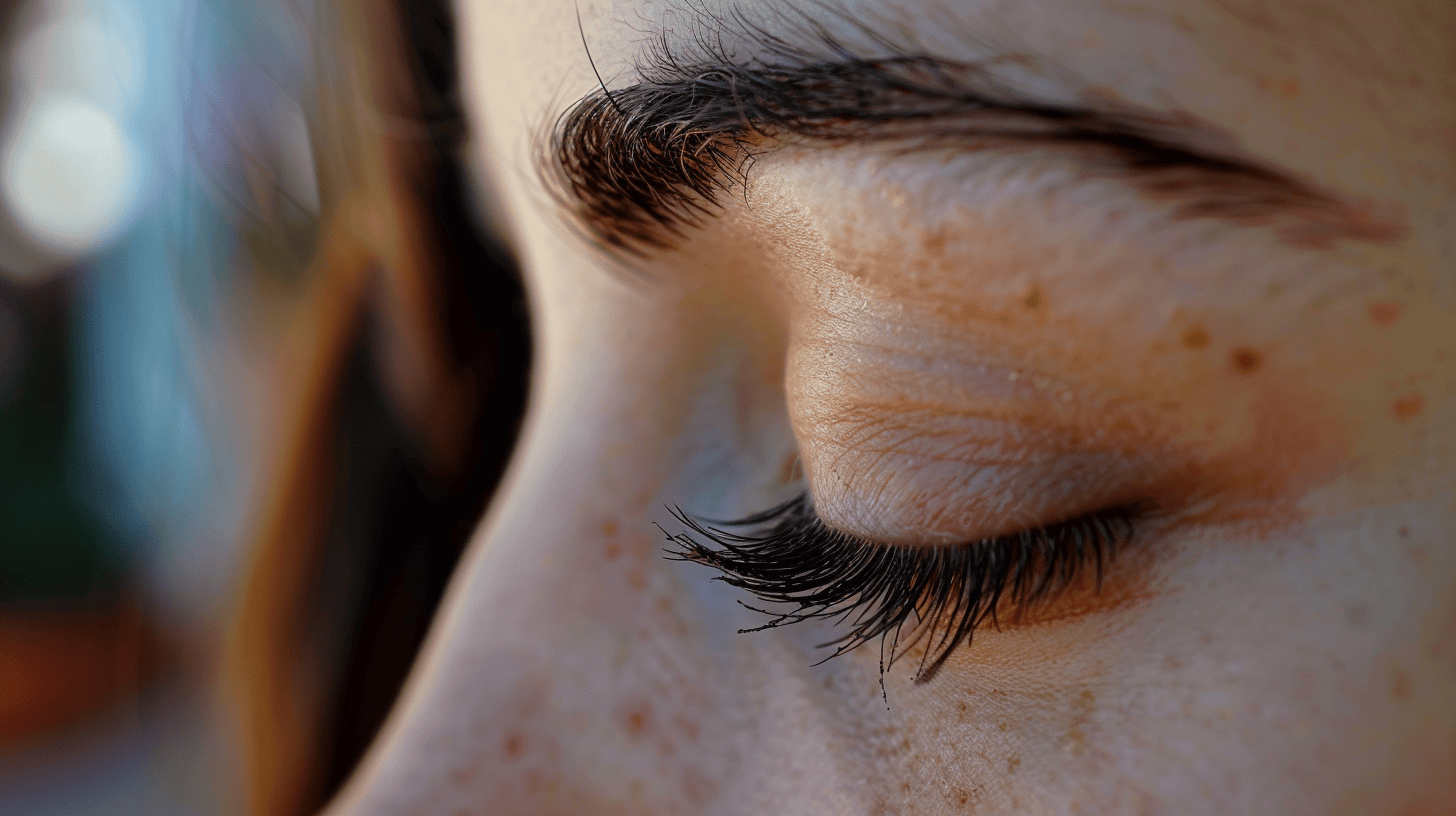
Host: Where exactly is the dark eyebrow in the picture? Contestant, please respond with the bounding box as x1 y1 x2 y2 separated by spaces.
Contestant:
548 16 1401 254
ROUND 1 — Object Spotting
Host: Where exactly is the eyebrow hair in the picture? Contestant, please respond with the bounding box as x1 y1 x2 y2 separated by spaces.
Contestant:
547 11 1401 254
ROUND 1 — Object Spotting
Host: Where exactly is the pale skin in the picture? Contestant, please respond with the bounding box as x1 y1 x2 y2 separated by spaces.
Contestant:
326 0 1456 813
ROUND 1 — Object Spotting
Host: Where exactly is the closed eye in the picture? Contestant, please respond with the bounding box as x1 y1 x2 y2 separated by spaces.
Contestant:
663 492 1135 685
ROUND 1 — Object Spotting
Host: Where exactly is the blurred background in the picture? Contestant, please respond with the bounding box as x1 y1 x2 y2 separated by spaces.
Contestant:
0 1 529 814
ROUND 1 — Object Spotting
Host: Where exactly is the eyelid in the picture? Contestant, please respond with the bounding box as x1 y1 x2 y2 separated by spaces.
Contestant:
803 437 1151 547
788 331 1160 546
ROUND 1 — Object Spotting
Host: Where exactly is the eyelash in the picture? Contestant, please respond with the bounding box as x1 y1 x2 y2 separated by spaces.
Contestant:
664 493 1134 684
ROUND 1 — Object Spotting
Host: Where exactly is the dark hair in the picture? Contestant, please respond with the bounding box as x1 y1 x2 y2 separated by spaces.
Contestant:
223 2 529 814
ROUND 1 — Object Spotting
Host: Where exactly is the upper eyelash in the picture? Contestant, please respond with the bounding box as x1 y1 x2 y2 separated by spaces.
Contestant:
663 493 1133 684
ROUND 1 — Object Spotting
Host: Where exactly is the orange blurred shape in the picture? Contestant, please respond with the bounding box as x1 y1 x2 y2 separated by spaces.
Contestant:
0 603 146 750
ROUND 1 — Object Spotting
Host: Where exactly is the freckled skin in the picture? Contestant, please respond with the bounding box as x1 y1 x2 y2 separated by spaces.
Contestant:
324 0 1456 814
1230 347 1261 373
1181 325 1210 348
1369 301 1405 326
1392 393 1425 422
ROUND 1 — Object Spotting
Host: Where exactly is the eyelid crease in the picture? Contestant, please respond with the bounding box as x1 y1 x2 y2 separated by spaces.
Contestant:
547 11 1402 256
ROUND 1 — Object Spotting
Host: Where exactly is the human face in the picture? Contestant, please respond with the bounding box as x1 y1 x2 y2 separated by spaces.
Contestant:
328 0 1456 813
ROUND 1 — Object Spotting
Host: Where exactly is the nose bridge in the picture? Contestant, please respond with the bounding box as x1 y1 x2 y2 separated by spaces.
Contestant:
326 292 866 814
329 372 704 812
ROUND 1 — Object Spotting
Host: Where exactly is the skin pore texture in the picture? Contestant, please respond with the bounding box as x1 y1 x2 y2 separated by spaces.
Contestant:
326 1 1455 814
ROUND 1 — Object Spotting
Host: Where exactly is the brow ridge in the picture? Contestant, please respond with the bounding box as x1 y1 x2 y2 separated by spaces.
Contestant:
546 17 1401 254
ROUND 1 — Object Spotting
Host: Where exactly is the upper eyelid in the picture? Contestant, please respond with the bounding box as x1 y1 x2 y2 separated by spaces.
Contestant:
546 23 1402 255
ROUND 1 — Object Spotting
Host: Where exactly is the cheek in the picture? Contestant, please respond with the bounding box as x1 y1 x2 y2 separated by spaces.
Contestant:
916 496 1456 812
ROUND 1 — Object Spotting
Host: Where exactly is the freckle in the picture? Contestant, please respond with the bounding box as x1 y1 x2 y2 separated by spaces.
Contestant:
1064 726 1088 753
1230 347 1262 373
601 519 618 537
617 699 653 739
1181 325 1210 348
1392 392 1424 421
1368 300 1404 326
1278 78 1300 98
627 570 646 590
502 729 526 760
1022 284 1043 310
1390 664 1412 701
1398 526 1410 538
1162 654 1185 671
604 541 621 560
1007 755 1021 773
925 229 946 256
998 722 1009 731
